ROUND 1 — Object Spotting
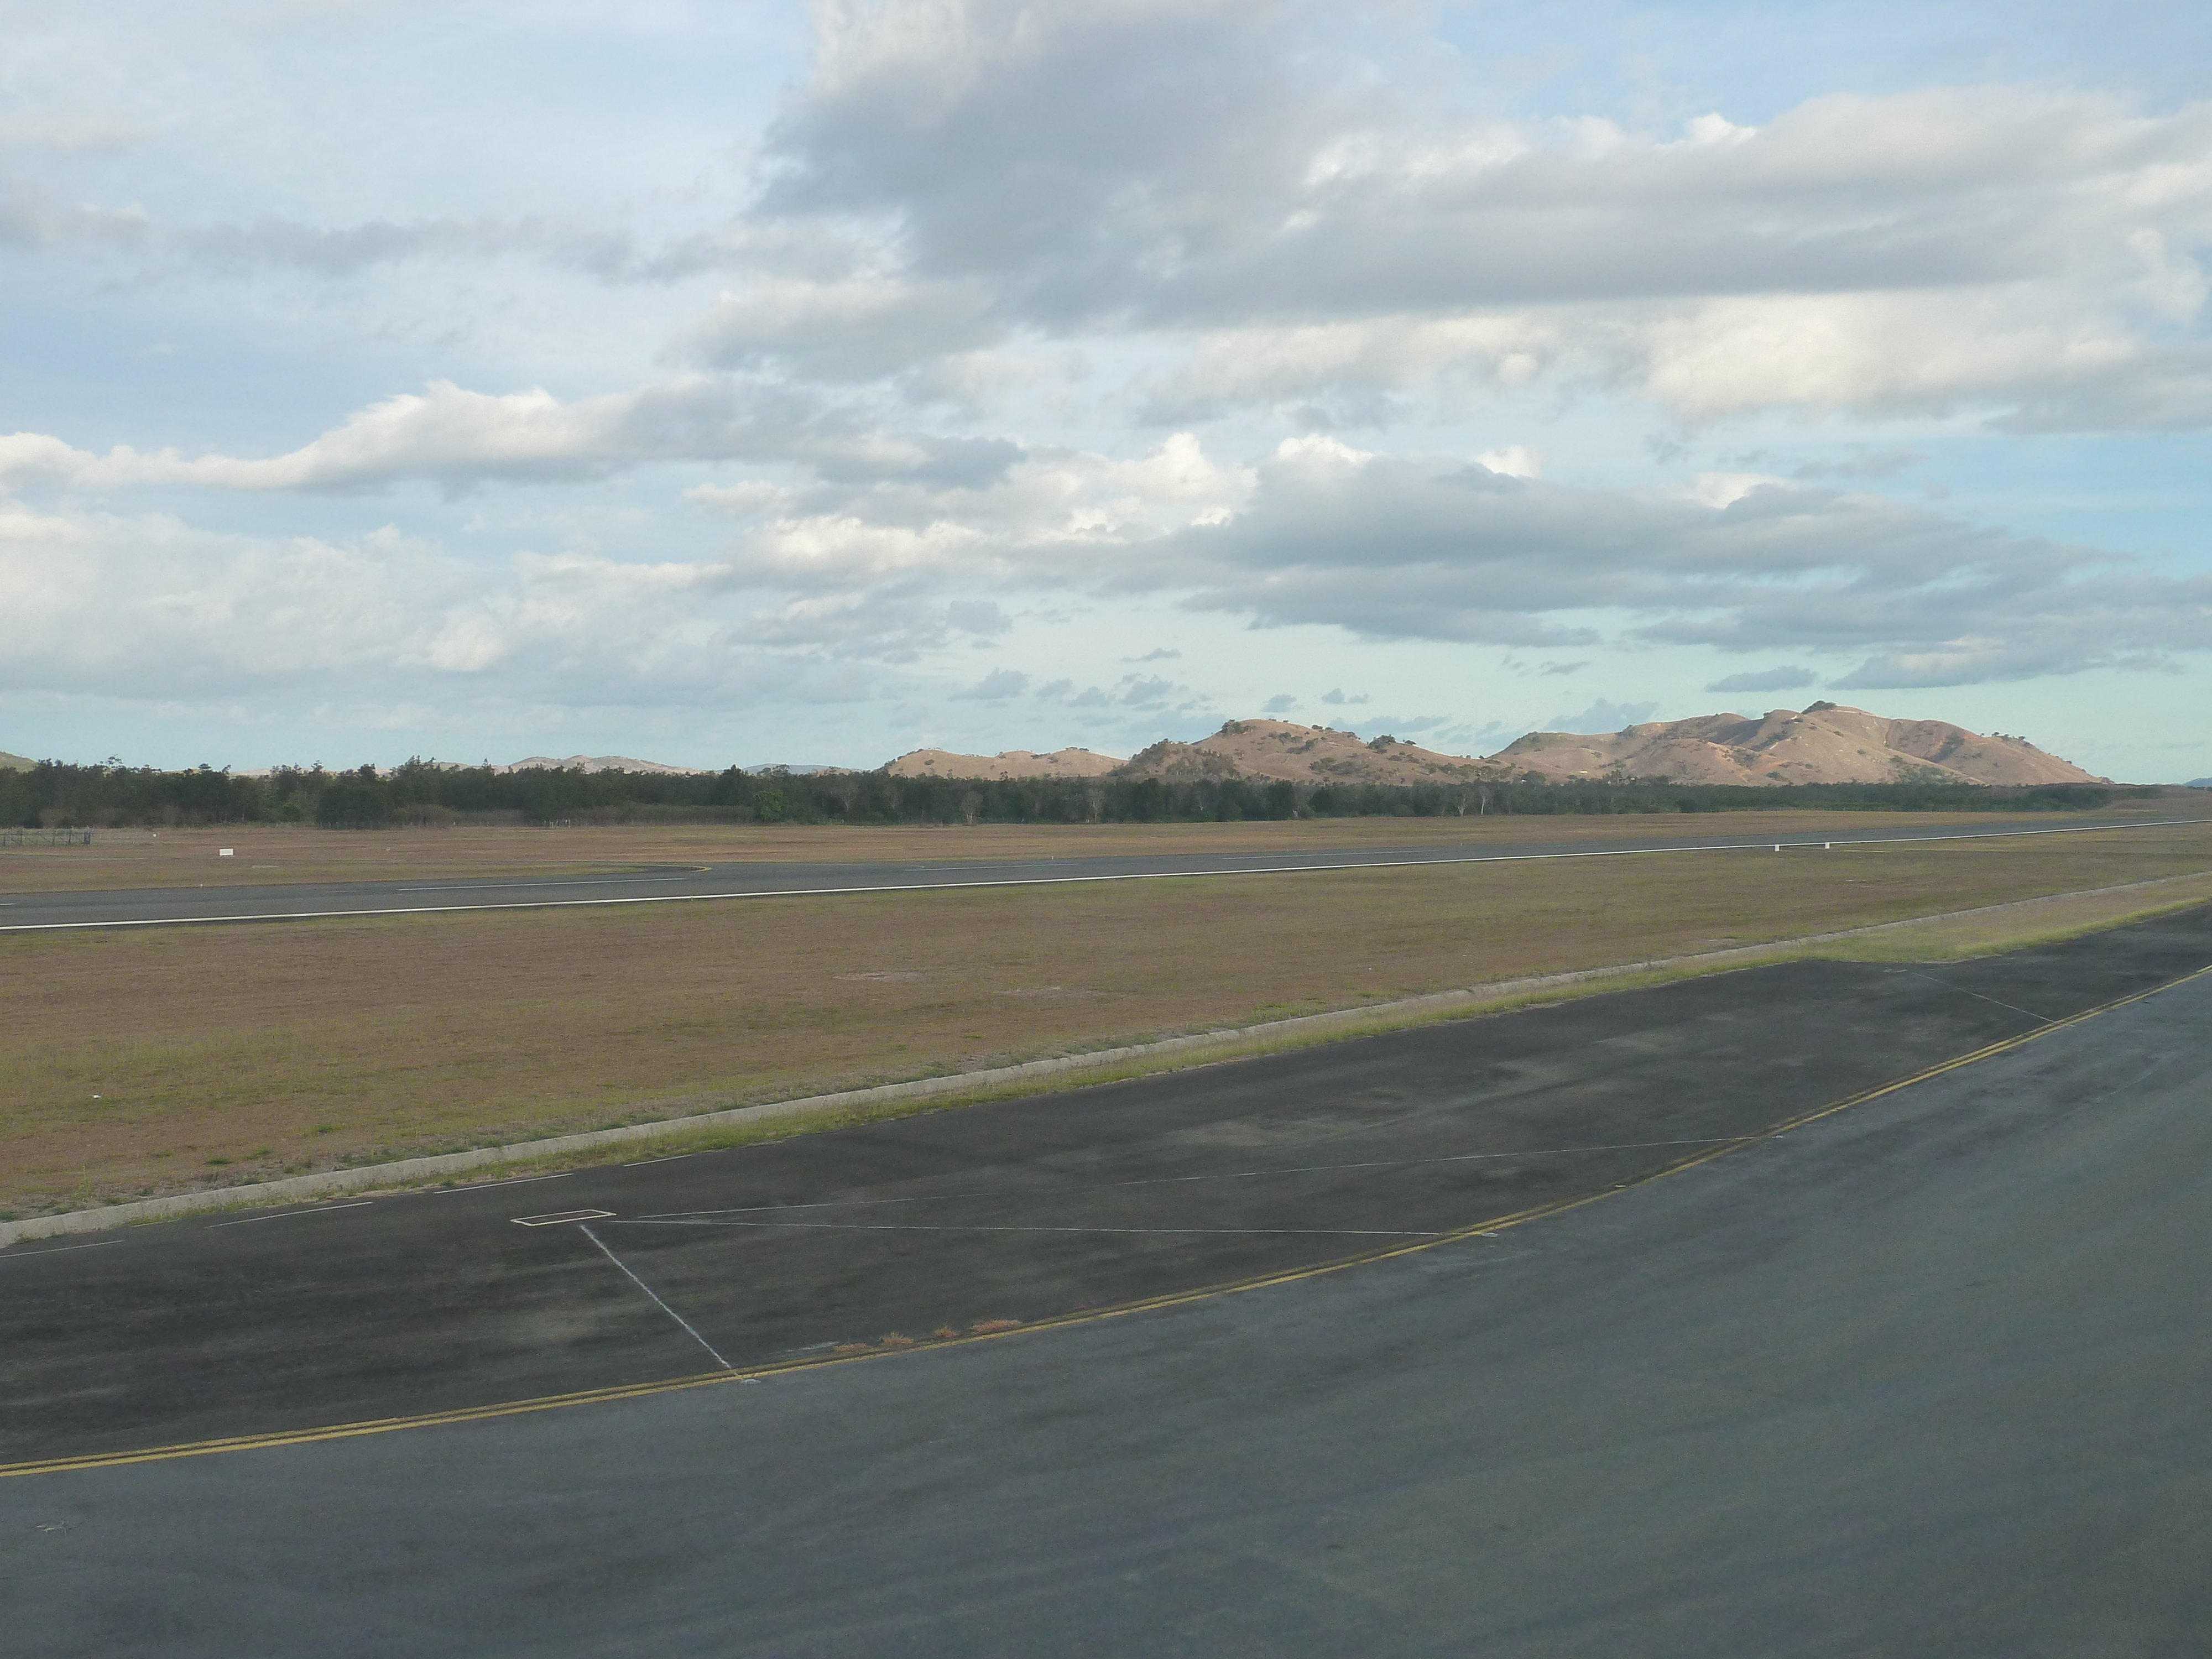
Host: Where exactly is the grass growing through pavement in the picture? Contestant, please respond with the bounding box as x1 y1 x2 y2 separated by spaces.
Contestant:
4 820 2211 1215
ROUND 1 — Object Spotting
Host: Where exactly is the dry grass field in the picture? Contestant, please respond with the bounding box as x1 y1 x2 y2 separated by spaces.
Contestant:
5 818 2211 1215
0 803 2187 893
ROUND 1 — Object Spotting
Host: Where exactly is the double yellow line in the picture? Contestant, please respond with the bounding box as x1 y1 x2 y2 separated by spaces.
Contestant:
7 958 2206 1482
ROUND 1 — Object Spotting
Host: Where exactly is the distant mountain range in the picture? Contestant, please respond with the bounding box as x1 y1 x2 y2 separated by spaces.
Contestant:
886 705 2110 789
0 708 2140 786
498 753 706 775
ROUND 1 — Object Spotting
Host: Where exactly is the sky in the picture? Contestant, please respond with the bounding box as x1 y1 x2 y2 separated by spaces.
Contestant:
2 0 2209 779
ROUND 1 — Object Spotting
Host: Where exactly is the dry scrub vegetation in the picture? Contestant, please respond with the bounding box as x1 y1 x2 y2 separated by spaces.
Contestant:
4 820 2211 1214
0 805 2179 893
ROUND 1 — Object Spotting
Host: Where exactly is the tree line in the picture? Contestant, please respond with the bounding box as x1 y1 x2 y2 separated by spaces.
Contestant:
0 757 2152 829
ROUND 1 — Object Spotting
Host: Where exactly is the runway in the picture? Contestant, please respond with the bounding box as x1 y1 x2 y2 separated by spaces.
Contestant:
1 812 2202 932
2 907 2209 1653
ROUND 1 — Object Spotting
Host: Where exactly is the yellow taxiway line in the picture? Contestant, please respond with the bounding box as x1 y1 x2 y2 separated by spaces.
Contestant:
6 958 2205 1482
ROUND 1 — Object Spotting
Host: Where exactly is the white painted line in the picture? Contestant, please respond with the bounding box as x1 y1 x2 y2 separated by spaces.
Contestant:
0 1240 121 1262
513 1208 616 1227
1899 969 2053 1025
622 1154 701 1167
4 816 2205 935
430 1171 575 1194
579 1223 733 1370
618 1220 1444 1237
384 874 697 893
207 1201 374 1228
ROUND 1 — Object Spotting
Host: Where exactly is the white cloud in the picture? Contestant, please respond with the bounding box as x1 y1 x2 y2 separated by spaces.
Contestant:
4 0 2212 763
732 6 2212 429
1545 698 1659 733
0 378 1020 497
1707 666 1818 695
0 497 890 707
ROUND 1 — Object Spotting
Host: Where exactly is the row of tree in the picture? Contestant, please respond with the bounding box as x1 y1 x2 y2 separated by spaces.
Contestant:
0 757 2151 829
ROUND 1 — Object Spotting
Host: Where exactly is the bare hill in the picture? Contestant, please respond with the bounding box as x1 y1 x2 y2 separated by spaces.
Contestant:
893 705 2105 791
888 747 1123 781
0 748 33 771
1493 703 2106 787
499 754 706 775
1118 720 1493 786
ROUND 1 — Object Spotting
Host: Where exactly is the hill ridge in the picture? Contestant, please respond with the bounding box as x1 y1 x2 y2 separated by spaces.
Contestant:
891 705 2106 789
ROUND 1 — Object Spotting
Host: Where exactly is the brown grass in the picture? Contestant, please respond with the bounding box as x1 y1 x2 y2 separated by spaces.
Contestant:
0 802 2190 893
5 820 2211 1215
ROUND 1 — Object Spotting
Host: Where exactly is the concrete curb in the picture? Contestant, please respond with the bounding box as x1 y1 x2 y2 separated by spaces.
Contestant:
6 869 2205 1246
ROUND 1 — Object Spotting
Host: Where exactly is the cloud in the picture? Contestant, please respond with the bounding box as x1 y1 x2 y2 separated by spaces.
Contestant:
0 378 1023 497
729 4 2212 429
1262 692 1296 712
1545 698 1660 733
666 427 2212 688
1474 446 1541 479
956 667 1029 699
1706 666 1817 693
0 498 896 709
1791 450 1925 481
0 174 150 252
1319 687 1368 705
1128 440 2212 684
8 4 2209 437
25 408 2201 695
678 276 1005 382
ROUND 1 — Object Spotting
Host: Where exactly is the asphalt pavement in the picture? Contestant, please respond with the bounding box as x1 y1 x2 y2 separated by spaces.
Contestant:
3 909 2207 1653
3 813 2202 931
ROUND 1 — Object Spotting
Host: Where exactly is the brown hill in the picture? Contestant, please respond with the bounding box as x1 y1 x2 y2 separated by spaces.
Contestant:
499 754 706 775
875 705 2104 791
887 747 1123 781
1117 720 1495 786
0 748 34 771
1492 703 2105 787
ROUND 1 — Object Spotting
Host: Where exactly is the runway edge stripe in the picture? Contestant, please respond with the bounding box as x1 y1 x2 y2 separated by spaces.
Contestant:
7 957 2207 1481
4 816 2205 935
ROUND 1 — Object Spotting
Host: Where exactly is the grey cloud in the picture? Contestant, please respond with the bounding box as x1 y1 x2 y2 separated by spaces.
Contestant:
1791 450 1926 480
2 375 1024 499
806 433 1024 490
956 667 1029 700
1706 666 1817 693
1114 447 2212 683
677 279 1007 382
176 215 639 279
1545 698 1660 733
0 503 891 713
729 6 2212 431
1262 692 1296 712
1982 343 2212 434
0 175 149 252
944 599 1013 635
741 583 1028 662
768 4 2023 326
1119 674 1177 707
